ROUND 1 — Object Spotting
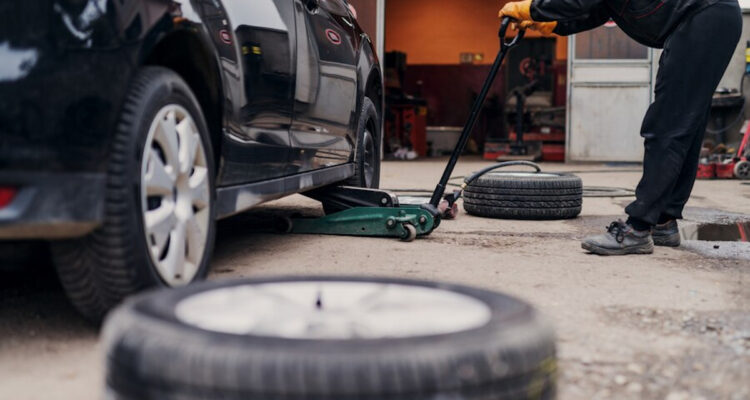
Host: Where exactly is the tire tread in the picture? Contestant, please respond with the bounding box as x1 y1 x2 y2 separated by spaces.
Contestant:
463 172 583 220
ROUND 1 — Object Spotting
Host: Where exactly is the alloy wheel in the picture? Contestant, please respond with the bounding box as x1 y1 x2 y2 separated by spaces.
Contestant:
362 126 376 187
174 281 492 339
140 105 211 286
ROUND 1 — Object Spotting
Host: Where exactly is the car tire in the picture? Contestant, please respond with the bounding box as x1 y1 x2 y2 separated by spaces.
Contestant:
345 97 381 189
51 67 217 322
463 172 582 220
102 276 557 400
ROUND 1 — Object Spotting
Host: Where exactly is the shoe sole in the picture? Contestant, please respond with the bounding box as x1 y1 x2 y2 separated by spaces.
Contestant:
581 241 655 256
653 233 681 247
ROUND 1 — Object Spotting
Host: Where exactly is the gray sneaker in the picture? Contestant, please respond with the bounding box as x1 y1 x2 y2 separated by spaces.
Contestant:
653 220 681 247
582 220 654 256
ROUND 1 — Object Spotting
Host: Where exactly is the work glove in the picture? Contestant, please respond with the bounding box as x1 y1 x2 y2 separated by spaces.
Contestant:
498 0 533 22
519 20 558 36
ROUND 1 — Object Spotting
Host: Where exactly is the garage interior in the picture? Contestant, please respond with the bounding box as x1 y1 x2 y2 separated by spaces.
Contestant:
350 0 750 164
382 0 568 161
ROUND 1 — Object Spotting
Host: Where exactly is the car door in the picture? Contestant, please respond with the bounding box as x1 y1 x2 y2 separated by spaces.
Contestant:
290 0 358 173
217 0 297 184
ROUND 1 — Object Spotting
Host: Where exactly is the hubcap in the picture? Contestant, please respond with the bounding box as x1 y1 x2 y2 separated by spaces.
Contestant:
140 105 210 287
737 161 750 179
175 281 492 339
363 128 376 187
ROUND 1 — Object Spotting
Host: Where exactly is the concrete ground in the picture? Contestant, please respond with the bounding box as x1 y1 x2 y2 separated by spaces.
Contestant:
1 158 749 400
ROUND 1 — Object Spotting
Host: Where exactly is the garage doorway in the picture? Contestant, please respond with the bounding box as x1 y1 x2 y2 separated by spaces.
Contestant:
381 0 569 160
567 23 654 162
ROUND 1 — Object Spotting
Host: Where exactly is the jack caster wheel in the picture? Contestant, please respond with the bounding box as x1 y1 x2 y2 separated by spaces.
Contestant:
735 160 750 180
401 224 417 242
277 215 294 234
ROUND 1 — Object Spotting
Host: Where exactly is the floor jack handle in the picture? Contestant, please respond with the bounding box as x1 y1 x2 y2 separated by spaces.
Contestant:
429 18 525 207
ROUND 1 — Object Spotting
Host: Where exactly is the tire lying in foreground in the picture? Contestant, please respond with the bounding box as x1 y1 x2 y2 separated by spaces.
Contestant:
463 172 583 220
103 276 557 400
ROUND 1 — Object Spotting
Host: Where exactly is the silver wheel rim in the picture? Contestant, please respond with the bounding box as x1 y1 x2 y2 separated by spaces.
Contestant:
175 281 492 339
737 161 750 178
140 105 210 287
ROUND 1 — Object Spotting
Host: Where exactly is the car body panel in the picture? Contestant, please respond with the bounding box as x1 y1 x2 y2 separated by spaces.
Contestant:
0 171 105 239
289 0 358 172
0 0 131 173
0 0 382 239
215 0 297 184
216 163 353 219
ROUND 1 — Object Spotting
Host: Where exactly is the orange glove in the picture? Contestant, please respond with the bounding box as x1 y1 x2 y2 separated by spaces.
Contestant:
498 0 533 22
519 20 558 36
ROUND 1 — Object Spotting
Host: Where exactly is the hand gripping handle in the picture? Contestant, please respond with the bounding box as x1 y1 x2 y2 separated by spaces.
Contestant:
500 17 526 50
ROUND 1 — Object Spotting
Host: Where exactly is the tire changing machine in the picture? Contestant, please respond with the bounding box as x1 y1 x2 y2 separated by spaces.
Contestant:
289 19 525 242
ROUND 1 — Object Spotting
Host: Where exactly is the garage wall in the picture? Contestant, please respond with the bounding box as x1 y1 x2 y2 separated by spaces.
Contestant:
403 64 508 145
385 0 567 65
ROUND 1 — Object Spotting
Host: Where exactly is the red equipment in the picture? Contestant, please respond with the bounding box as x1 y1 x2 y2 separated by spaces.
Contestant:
386 104 428 158
734 121 750 179
697 163 717 179
697 120 750 180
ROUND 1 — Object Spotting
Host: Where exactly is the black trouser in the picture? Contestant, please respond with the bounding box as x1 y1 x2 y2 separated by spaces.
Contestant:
625 0 742 227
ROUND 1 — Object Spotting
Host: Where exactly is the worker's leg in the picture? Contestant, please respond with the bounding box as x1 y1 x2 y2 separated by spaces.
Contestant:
624 0 741 227
650 116 709 247
660 108 711 221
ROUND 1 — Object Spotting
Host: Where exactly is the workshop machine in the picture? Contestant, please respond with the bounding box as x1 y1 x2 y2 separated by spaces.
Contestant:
288 18 526 241
698 119 750 180
485 51 566 162
498 57 547 161
733 120 750 179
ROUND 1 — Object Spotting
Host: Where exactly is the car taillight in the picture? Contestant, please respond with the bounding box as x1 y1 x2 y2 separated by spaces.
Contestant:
0 187 17 208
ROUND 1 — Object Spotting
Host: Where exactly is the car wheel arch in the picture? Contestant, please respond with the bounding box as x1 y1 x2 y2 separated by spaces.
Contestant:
365 68 383 120
142 30 224 169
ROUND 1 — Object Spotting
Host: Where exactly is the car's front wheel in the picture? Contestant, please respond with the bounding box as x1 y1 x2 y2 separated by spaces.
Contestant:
52 67 216 322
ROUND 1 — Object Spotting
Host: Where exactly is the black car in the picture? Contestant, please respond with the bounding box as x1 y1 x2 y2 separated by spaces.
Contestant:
0 0 383 320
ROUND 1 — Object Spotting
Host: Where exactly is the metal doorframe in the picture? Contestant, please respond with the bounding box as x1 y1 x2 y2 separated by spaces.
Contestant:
376 0 385 71
565 33 657 162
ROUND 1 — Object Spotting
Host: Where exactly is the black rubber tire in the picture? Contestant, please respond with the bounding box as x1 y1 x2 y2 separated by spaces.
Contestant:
103 276 557 400
51 67 217 322
463 172 582 220
344 97 381 188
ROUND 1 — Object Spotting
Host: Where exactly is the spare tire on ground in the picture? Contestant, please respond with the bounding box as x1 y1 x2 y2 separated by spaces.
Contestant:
103 276 557 400
463 171 583 220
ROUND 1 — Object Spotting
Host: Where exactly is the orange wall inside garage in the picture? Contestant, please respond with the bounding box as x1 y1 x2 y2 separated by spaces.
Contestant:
385 0 568 65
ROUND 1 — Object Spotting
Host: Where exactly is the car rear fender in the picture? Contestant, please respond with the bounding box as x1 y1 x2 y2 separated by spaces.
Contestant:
108 0 227 173
140 28 225 168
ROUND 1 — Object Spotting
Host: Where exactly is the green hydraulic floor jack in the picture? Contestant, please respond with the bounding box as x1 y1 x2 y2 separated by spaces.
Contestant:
290 18 525 242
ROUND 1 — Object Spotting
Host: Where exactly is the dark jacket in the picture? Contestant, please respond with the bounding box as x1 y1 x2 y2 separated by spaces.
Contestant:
530 0 719 47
